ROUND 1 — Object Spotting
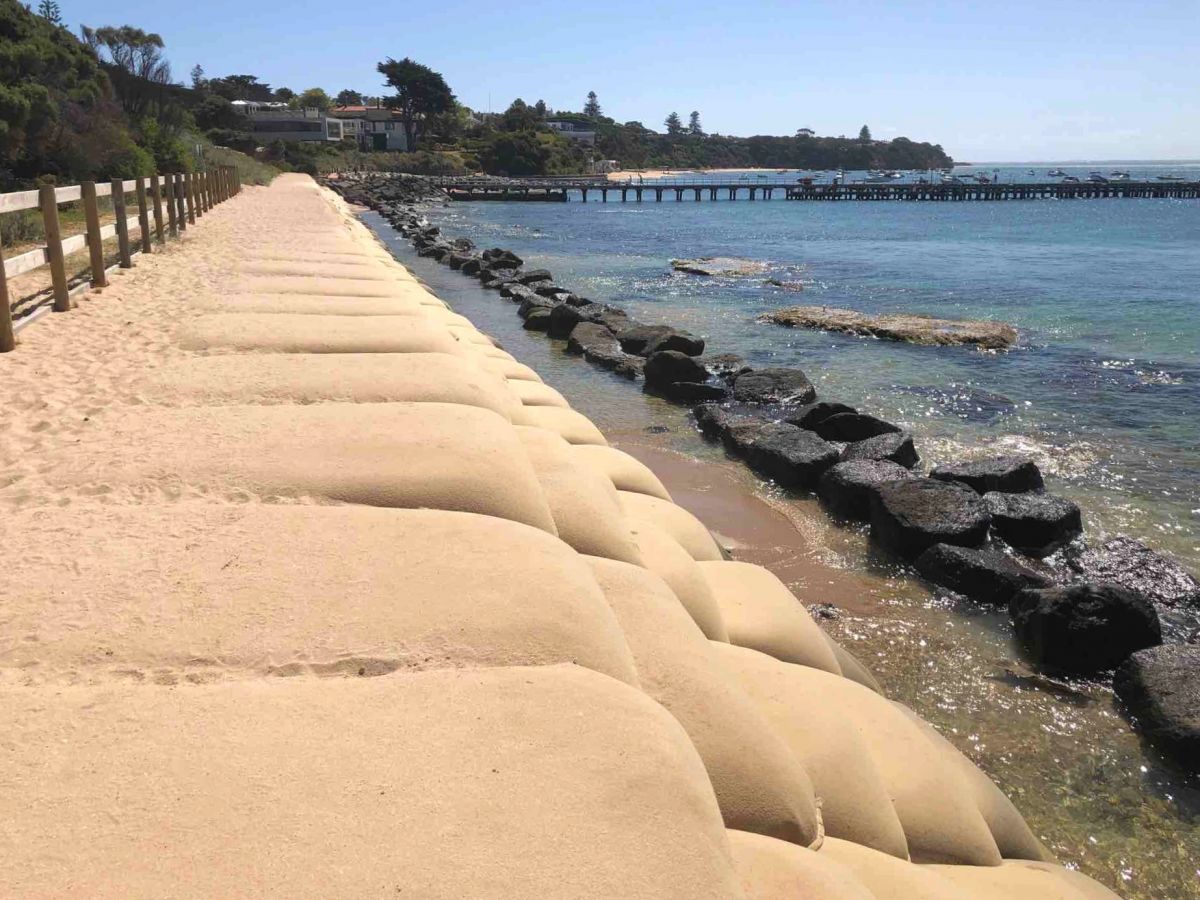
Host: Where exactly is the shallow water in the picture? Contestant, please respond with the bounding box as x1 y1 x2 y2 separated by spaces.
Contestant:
418 165 1200 575
366 211 1200 899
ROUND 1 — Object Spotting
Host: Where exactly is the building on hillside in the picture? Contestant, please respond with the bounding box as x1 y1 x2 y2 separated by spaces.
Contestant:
545 119 597 146
236 105 345 143
328 106 409 151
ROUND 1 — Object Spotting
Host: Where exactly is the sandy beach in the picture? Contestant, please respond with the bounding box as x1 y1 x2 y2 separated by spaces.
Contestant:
0 174 1122 898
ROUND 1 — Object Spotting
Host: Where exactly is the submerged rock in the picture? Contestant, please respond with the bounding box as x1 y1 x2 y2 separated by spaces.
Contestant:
566 323 617 356
659 381 729 403
732 368 816 405
692 402 775 445
840 431 920 469
517 269 554 285
930 456 1045 494
697 353 750 380
760 306 1018 350
817 460 916 521
915 543 1050 605
739 423 840 489
1066 536 1200 608
984 492 1083 558
585 346 643 380
1010 583 1161 674
1114 645 1200 769
784 401 857 430
522 308 552 331
671 256 769 277
645 331 705 357
870 479 991 559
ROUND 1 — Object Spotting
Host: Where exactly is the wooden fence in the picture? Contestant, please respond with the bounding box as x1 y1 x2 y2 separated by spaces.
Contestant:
0 166 242 353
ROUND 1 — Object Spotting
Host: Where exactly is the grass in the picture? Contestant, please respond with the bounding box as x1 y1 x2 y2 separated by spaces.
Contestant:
203 143 280 186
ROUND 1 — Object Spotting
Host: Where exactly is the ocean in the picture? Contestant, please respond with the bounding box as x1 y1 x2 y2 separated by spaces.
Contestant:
420 161 1200 576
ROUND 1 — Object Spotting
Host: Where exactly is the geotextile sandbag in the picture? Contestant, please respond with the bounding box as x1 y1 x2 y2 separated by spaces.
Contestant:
618 490 725 561
179 313 464 355
572 444 673 500
631 523 731 642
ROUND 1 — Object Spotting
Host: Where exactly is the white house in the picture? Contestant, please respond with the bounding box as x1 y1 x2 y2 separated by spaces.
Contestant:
328 106 409 151
545 119 597 146
237 105 344 143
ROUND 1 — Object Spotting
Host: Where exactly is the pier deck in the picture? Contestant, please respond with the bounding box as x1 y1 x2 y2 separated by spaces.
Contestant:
433 176 1200 203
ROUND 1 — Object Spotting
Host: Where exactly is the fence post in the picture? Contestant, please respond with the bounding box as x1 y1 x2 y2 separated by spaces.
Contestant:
111 179 133 267
207 170 216 208
150 173 165 243
219 167 228 202
199 170 209 214
40 185 71 312
135 176 152 253
176 174 188 229
165 175 178 237
185 173 196 224
81 181 108 289
0 248 14 352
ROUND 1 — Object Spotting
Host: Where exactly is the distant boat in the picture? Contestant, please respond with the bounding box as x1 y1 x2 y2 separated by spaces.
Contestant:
1048 169 1067 177
1088 174 1109 183
1027 169 1036 176
1061 175 1080 183
1156 174 1185 182
1110 171 1130 179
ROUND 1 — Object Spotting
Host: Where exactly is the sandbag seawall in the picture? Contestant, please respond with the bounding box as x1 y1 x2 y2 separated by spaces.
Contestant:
0 174 1121 899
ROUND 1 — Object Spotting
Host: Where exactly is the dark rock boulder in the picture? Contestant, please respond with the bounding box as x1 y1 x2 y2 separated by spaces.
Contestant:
417 243 450 259
500 282 534 301
1114 645 1200 768
931 456 1045 494
446 252 472 270
984 492 1083 558
534 283 567 298
869 479 991 560
482 248 523 269
914 543 1051 605
645 331 705 357
450 237 475 252
817 460 916 521
517 269 554 285
739 424 840 488
810 412 901 442
459 257 483 276
566 322 617 356
698 353 750 380
643 350 708 388
785 401 857 430
840 431 920 469
481 270 518 289
517 295 556 319
732 368 817 405
1010 583 1161 674
585 346 643 380
522 308 553 331
593 308 631 333
659 381 729 404
693 402 775 445
1066 536 1200 609
617 325 676 355
522 280 556 295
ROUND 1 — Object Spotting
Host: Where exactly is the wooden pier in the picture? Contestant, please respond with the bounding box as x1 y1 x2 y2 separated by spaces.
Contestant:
432 176 1200 203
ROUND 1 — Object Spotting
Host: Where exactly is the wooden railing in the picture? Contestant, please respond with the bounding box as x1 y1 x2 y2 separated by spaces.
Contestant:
0 166 242 352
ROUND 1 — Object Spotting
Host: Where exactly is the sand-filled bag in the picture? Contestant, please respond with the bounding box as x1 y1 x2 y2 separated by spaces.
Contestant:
726 830 876 900
236 258 401 281
179 313 464 355
0 666 742 899
819 633 885 693
572 445 673 500
588 557 823 847
137 353 521 420
715 644 1002 866
479 356 544 382
699 560 842 674
0 505 638 686
506 379 571 408
190 293 427 316
42 403 557 533
512 404 609 446
631 523 730 642
618 490 725 561
517 427 644 565
238 273 421 298
924 860 1121 899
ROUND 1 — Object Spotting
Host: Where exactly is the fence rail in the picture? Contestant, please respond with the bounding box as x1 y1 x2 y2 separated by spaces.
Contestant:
1 165 243 352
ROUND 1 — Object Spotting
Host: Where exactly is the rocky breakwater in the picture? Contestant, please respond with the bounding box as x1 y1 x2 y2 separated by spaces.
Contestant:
330 173 1200 774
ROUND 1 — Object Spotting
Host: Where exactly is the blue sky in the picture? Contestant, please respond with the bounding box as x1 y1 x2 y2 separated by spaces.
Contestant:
66 0 1197 161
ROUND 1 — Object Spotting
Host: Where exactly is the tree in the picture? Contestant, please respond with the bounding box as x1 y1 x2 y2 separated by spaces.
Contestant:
534 99 547 118
335 88 362 107
376 56 455 152
858 124 871 142
664 111 683 136
688 110 703 136
193 94 243 132
81 26 171 84
36 0 60 24
583 90 601 118
795 127 814 137
208 74 273 102
501 98 539 132
274 87 295 102
190 64 206 90
294 87 332 110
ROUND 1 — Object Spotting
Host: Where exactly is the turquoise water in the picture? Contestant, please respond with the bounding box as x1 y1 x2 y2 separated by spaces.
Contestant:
422 162 1200 575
